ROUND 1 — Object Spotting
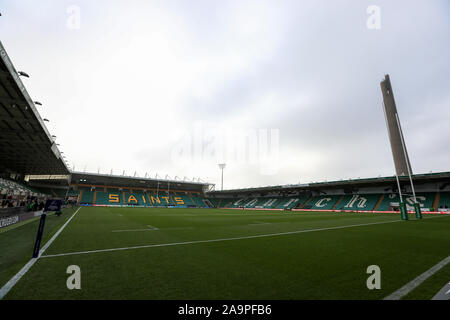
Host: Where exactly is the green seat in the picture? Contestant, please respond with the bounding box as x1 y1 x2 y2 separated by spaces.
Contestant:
335 194 380 211
308 195 341 210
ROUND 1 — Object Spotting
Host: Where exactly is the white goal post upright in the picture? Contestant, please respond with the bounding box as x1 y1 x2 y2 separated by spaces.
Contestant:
395 113 422 219
380 74 422 220
382 101 408 220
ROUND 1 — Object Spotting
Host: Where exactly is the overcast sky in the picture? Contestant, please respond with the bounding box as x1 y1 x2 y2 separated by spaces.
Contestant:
1 0 449 189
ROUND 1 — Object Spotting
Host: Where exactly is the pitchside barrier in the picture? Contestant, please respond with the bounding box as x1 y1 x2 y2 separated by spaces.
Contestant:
73 203 450 214
91 204 190 208
222 207 450 214
80 204 210 209
0 210 45 229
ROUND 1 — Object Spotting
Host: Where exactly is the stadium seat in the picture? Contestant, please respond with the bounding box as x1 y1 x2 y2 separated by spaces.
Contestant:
334 194 381 211
80 189 94 204
308 195 341 210
438 192 450 209
376 192 436 211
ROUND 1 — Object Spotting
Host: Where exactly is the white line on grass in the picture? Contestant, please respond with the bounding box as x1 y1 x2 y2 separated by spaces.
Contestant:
248 221 271 226
383 255 450 300
163 226 194 230
38 207 82 256
112 225 160 232
0 207 82 300
42 218 404 259
112 229 154 232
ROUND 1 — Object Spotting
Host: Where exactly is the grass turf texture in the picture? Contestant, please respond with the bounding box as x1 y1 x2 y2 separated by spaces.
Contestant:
2 207 449 299
0 207 78 289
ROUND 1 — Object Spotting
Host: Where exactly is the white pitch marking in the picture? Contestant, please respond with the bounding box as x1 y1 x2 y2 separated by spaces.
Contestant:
248 221 271 226
112 225 159 232
163 226 194 230
39 207 82 255
0 207 82 300
42 218 404 259
112 229 154 233
0 258 38 300
384 255 450 300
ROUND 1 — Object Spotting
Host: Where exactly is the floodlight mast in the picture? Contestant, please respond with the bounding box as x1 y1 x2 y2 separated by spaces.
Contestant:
218 164 226 191
382 100 405 218
380 74 422 220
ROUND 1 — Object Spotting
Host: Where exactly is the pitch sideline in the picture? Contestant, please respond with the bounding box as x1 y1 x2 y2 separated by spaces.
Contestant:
0 206 82 300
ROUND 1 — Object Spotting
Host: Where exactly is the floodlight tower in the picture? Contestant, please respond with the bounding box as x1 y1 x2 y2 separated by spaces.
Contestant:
380 74 421 220
218 163 226 191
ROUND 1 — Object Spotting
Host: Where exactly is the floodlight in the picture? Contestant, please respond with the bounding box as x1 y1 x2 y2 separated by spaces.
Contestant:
18 71 30 78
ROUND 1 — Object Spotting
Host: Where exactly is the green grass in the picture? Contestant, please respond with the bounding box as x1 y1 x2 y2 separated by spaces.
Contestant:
2 207 449 299
0 207 78 288
403 264 450 300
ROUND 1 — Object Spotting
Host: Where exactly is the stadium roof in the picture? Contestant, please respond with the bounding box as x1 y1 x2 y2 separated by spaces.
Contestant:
209 171 450 195
0 41 68 175
71 171 211 192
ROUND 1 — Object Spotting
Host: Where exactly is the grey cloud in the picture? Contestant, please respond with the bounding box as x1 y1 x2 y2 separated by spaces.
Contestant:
1 0 448 188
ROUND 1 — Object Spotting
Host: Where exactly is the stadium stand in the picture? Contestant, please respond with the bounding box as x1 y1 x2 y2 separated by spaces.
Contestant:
206 195 308 210
306 195 341 210
253 198 280 208
0 178 47 196
173 192 196 207
147 191 170 206
228 198 248 208
57 175 446 213
0 178 50 210
80 189 94 204
206 197 221 208
242 198 265 208
275 196 308 209
124 191 146 206
217 199 234 208
334 194 380 211
376 193 399 211
96 191 123 205
438 192 450 209
191 194 208 207
407 192 435 210
205 192 439 212
87 188 212 207
375 192 435 211
67 189 80 197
